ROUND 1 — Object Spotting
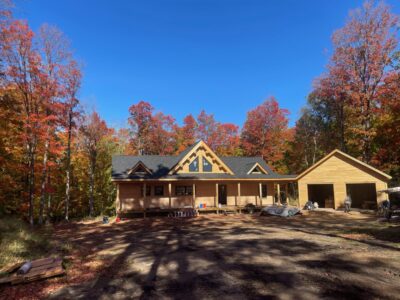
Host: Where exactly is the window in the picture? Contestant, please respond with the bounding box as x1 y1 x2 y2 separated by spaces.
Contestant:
154 185 164 196
189 157 199 172
252 167 262 174
248 163 267 175
262 184 267 198
141 185 151 196
175 186 193 196
202 157 212 172
129 162 152 175
135 165 147 173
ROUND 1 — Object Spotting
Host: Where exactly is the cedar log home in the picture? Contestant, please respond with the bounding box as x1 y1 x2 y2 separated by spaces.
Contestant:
112 140 390 214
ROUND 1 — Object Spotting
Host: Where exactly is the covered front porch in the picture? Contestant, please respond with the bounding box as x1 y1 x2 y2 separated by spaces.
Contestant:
116 179 297 216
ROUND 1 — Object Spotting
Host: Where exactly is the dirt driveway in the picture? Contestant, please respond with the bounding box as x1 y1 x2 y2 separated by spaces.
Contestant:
3 211 400 299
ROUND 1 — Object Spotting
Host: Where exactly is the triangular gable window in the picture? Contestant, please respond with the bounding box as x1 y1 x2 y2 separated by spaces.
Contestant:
135 165 147 173
128 161 152 175
248 163 268 175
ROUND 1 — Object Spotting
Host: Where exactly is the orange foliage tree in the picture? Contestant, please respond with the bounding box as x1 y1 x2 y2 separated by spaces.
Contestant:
241 97 291 172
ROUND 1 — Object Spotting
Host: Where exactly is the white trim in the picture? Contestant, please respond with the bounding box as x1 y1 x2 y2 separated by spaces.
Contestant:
247 162 268 175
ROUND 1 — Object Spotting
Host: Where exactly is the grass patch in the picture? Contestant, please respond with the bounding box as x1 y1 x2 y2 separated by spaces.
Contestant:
0 216 53 269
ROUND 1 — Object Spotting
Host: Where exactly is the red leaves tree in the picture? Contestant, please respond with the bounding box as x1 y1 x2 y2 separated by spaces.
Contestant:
1 20 42 225
374 71 400 179
0 6 83 223
176 114 197 153
241 97 291 172
196 110 240 155
214 123 240 156
328 1 398 162
128 101 153 155
128 101 177 155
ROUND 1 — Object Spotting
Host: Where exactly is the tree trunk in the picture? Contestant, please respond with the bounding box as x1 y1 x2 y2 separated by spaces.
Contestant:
65 108 73 221
338 97 347 152
89 155 96 217
28 142 35 226
39 136 49 225
46 171 51 224
312 134 317 165
362 99 372 163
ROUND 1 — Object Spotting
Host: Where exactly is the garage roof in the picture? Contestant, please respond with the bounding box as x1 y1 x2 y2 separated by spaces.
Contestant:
296 149 392 181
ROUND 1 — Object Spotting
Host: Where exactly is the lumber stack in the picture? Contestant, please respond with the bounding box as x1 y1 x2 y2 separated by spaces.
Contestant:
0 257 64 285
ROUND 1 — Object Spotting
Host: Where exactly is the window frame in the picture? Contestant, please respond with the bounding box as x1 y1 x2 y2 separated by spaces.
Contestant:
189 157 199 172
154 185 164 196
202 157 212 172
175 186 193 196
141 185 151 196
261 184 268 198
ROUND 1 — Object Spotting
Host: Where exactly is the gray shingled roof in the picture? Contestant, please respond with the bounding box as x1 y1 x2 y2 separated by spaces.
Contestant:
112 148 296 180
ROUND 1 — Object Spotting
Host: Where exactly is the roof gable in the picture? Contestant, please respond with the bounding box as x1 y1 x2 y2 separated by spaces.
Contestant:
247 162 268 174
127 161 152 175
169 140 234 175
296 149 391 181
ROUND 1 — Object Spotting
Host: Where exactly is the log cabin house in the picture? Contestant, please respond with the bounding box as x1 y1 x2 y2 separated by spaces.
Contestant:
112 140 390 215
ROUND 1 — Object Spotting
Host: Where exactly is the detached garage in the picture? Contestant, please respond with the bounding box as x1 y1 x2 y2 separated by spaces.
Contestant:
297 150 391 210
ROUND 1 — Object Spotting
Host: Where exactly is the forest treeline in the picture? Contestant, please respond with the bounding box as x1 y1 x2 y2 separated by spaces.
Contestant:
0 1 399 224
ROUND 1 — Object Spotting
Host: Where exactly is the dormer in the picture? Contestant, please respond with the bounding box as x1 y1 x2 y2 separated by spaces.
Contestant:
128 161 152 176
247 162 268 175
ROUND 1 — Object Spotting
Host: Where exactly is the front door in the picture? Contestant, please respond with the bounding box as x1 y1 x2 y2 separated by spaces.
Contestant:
218 184 227 205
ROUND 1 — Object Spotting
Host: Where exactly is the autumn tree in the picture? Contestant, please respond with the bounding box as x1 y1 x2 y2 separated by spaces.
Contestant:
195 110 240 155
241 97 291 172
80 111 110 217
196 110 218 149
147 112 176 155
61 59 81 221
1 20 43 225
374 70 400 180
175 114 197 153
329 1 398 162
36 24 74 224
214 123 240 156
128 101 154 155
128 101 177 155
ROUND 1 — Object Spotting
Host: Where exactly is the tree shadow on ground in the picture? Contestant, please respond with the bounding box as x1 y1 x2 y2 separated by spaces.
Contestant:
48 213 400 300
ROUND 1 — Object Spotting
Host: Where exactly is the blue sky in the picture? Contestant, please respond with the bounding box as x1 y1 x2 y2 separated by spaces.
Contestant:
15 0 399 128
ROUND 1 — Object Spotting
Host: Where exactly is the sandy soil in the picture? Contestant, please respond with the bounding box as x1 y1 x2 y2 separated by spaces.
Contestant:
1 210 400 300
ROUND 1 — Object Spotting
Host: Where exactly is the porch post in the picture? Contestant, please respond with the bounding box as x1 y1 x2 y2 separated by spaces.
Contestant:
235 182 240 206
193 183 196 208
277 183 281 205
116 183 121 214
259 182 262 207
255 184 258 206
236 182 241 213
285 183 289 203
143 183 147 218
215 183 219 209
168 182 172 208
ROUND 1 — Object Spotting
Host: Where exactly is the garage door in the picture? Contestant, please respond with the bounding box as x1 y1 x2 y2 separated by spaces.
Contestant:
346 183 377 209
307 184 334 208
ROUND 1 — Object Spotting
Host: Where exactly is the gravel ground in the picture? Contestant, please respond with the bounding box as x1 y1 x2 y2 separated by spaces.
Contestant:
3 210 400 300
